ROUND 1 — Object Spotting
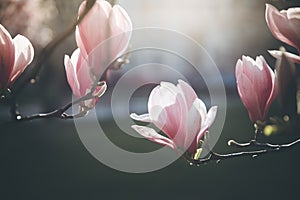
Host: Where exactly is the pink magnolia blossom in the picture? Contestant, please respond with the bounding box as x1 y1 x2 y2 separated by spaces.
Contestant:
130 80 217 155
64 48 107 110
266 4 300 62
236 56 277 122
0 24 34 89
266 4 300 51
76 0 132 78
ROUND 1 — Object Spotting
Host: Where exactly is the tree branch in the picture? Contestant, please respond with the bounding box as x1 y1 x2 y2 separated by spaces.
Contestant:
227 139 297 149
17 92 95 121
187 138 300 166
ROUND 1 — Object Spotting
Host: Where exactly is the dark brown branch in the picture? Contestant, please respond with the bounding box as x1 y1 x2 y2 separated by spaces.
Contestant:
17 92 94 121
227 138 300 149
187 138 300 166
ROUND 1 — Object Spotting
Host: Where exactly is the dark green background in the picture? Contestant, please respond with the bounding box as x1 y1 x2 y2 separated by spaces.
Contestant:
1 100 299 200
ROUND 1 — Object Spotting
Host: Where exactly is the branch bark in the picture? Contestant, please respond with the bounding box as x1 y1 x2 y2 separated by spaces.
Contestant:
17 92 95 121
187 138 300 166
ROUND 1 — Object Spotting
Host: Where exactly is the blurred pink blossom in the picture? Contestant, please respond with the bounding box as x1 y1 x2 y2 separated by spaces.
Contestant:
266 4 300 63
130 80 217 156
76 0 132 78
0 24 34 90
236 56 277 122
0 0 56 48
266 4 300 51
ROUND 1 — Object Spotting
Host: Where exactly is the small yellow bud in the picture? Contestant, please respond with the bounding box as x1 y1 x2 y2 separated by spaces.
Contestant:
193 148 202 160
264 125 278 136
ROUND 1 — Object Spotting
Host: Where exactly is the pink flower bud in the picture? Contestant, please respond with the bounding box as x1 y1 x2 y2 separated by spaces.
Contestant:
266 4 300 53
130 80 217 156
75 0 132 78
236 56 277 122
64 48 107 110
0 24 34 89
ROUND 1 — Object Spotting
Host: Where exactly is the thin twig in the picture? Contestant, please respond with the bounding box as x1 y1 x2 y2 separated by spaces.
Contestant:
18 92 94 121
187 138 300 166
227 138 300 149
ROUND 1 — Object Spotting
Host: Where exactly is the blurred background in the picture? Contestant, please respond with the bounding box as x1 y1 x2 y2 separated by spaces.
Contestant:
1 0 300 199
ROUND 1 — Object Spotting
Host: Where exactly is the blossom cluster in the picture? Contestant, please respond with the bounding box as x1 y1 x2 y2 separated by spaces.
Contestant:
236 4 300 123
0 1 299 161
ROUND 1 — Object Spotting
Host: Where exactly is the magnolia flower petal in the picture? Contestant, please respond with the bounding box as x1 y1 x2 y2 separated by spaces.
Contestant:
160 81 180 96
203 106 218 129
266 4 300 51
130 113 151 123
237 55 275 122
76 56 94 97
237 73 262 121
68 48 95 98
197 98 207 127
286 8 300 50
148 84 177 121
86 39 112 79
159 81 189 122
108 5 132 58
70 48 81 70
10 35 34 84
177 80 198 110
265 61 278 114
148 86 186 148
240 55 267 88
241 56 260 83
157 95 187 148
197 106 218 144
287 8 300 20
110 5 132 33
131 125 176 149
0 24 15 88
75 27 86 56
136 80 218 154
268 50 300 64
256 56 275 115
76 0 112 56
235 58 243 80
75 1 132 81
64 50 80 98
185 99 203 154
